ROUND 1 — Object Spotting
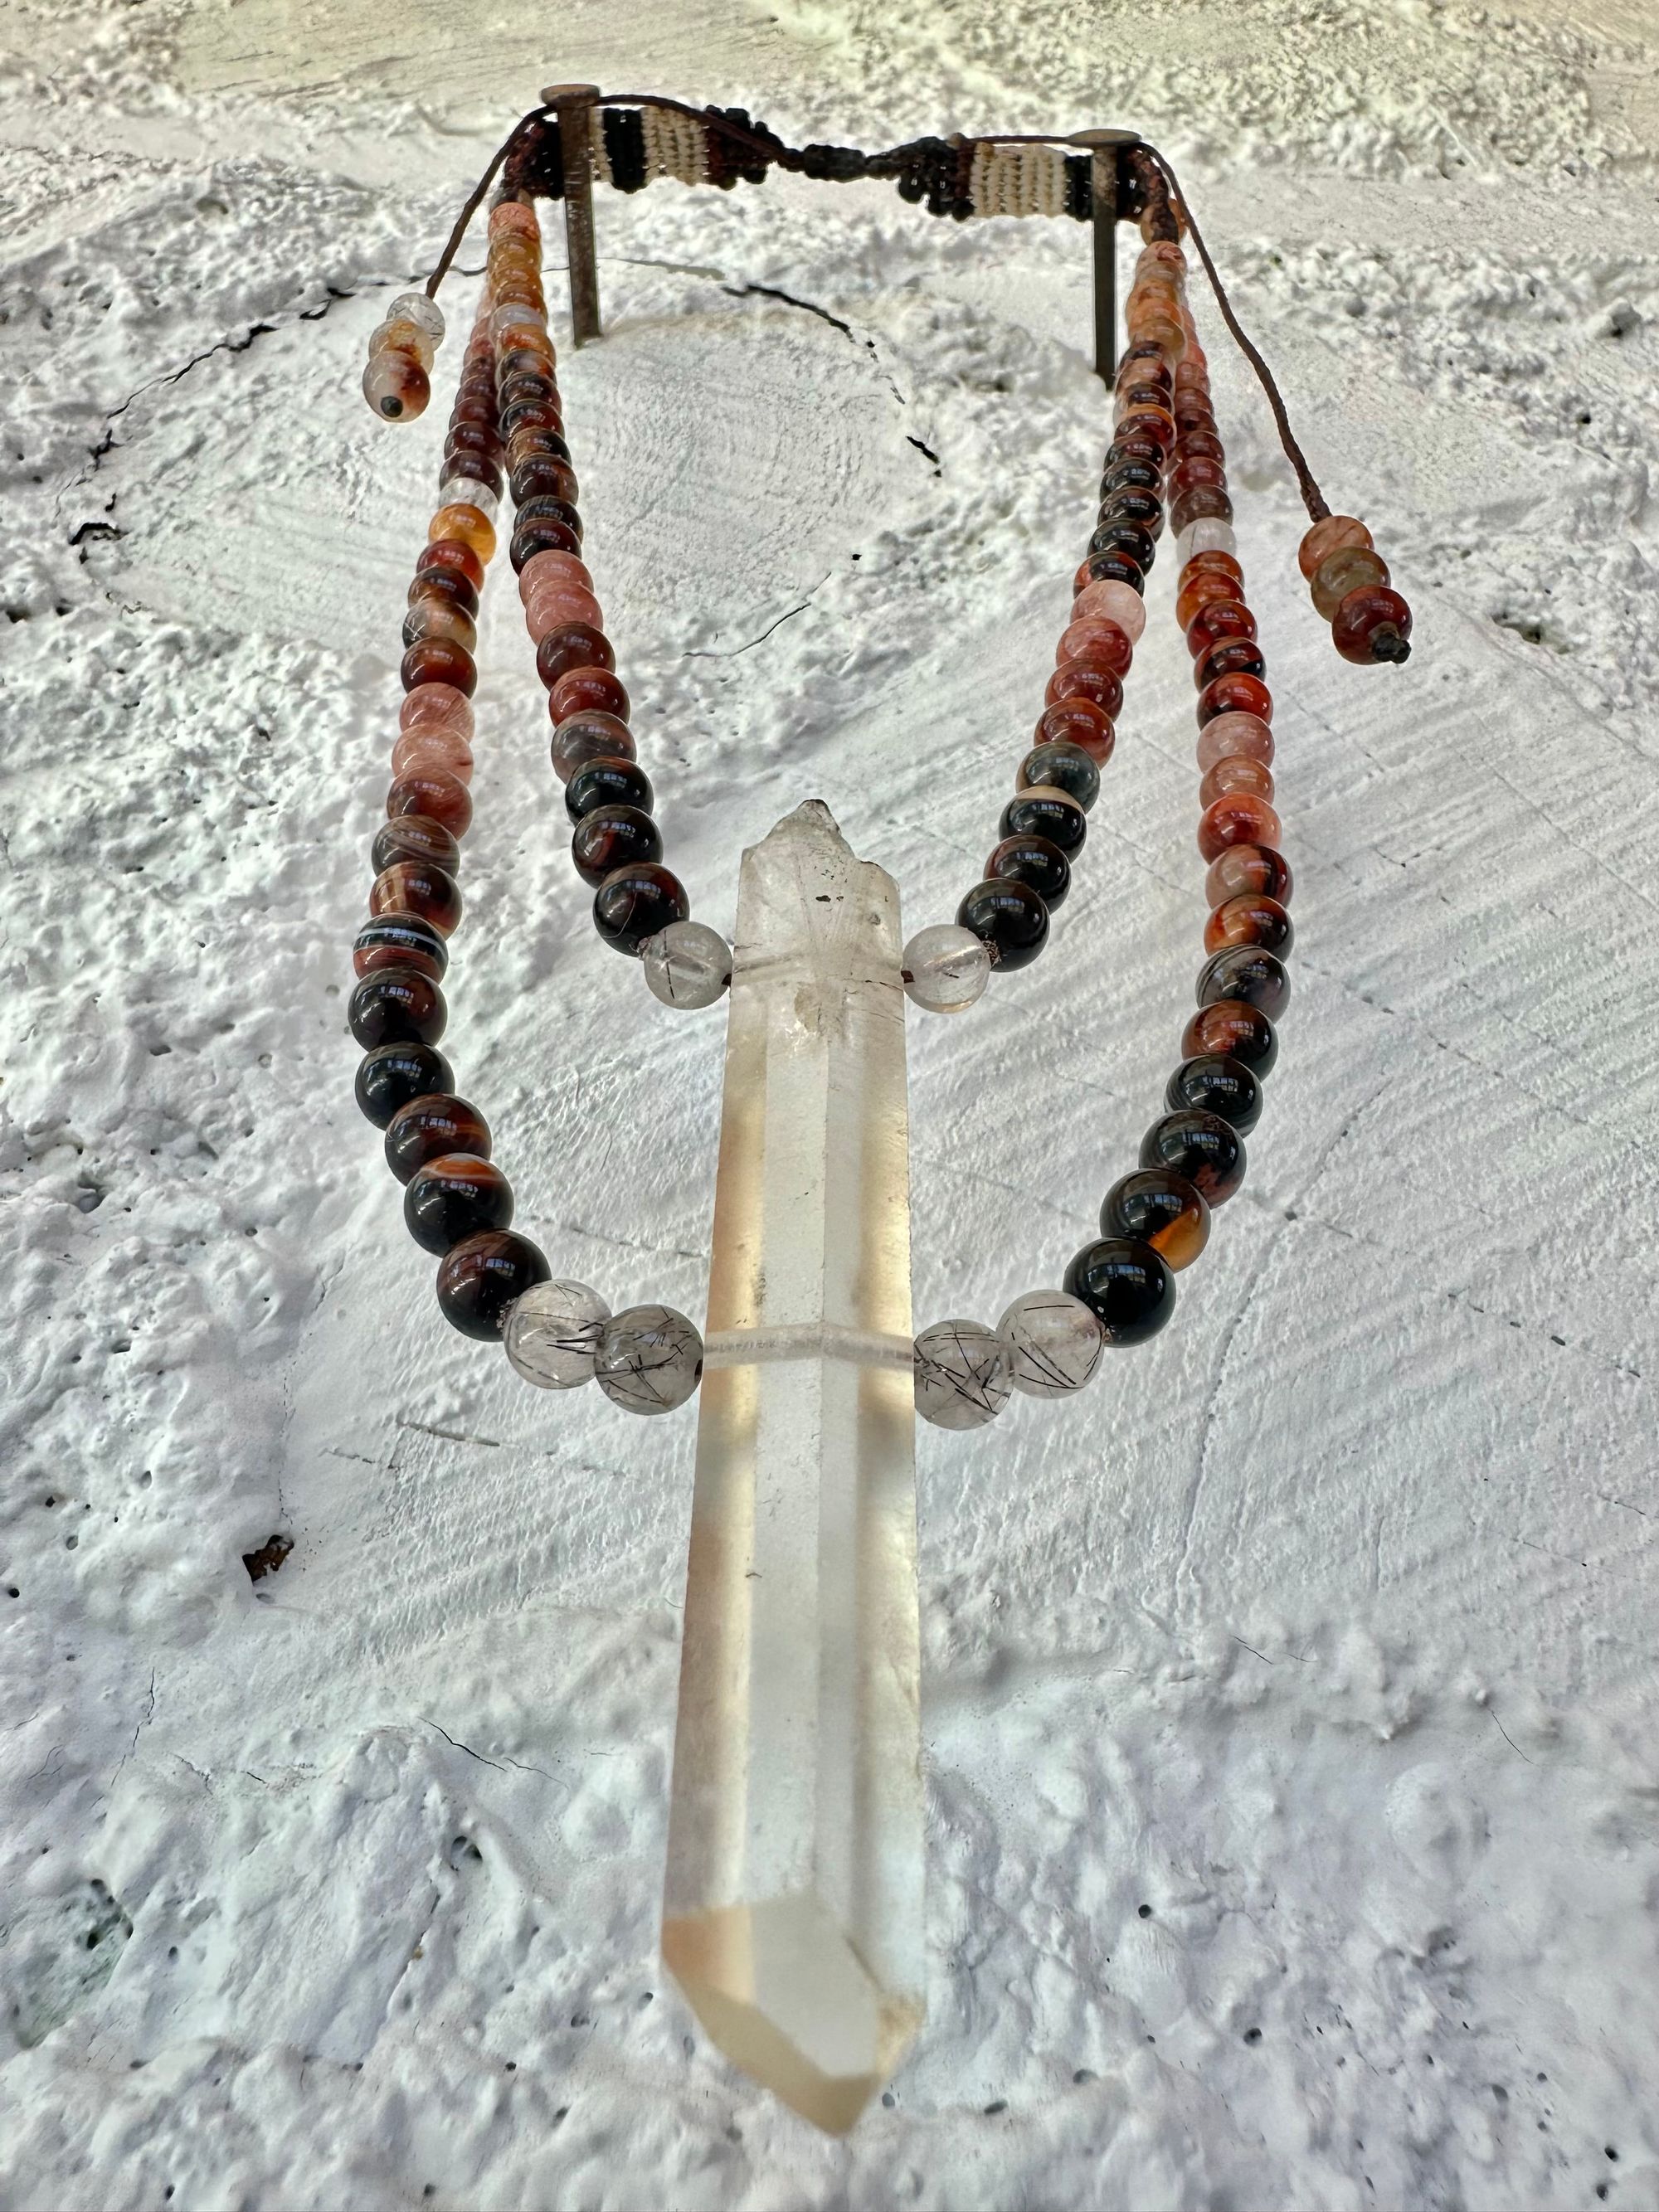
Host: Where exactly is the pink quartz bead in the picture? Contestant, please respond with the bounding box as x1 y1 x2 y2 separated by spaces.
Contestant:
527 588 603 638
1199 755 1273 808
1196 712 1274 774
399 684 474 741
1071 578 1146 644
518 549 592 605
1058 617 1132 677
392 727 474 785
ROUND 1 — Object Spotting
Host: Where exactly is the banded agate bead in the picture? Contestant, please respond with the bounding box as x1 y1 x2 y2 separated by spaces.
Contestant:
405 1154 515 1255
1204 843 1292 908
437 1231 551 1340
1140 1110 1246 1205
1098 1168 1209 1271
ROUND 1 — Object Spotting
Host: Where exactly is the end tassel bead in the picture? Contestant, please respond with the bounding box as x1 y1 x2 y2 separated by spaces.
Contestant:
363 292 445 424
1297 515 1413 665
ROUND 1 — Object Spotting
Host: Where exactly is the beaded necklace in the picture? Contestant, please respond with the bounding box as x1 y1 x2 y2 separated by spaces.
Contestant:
344 100 1413 2128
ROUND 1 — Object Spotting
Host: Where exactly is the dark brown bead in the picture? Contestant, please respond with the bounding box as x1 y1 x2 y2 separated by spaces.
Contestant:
1332 584 1413 665
416 540 484 592
1186 599 1258 660
1197 673 1272 728
1045 664 1124 719
369 858 462 937
510 518 582 572
1063 1237 1175 1344
956 877 1048 971
1140 1110 1246 1205
565 756 654 823
535 622 614 690
1194 639 1267 691
405 1153 515 1256
384 1093 491 1185
1165 1053 1262 1135
1000 787 1087 855
985 831 1070 908
438 453 503 501
1204 844 1293 908
510 455 581 507
372 814 460 878
1099 1167 1209 1271
550 667 629 723
592 862 690 955
1198 945 1290 1019
571 803 663 886
407 567 479 620
353 914 448 981
401 638 476 699
387 770 473 840
1204 894 1293 956
1182 999 1278 1077
348 965 446 1050
1170 486 1234 536
356 1039 453 1130
435 1231 550 1339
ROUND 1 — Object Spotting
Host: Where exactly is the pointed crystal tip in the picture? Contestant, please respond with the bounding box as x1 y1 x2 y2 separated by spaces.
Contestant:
664 1895 922 2133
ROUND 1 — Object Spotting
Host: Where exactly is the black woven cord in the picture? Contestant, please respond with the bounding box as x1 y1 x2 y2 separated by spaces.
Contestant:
604 106 647 192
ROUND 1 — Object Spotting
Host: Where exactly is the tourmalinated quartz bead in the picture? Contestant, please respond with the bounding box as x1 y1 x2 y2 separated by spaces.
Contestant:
388 290 445 346
913 1320 1013 1429
594 1304 704 1412
503 1278 611 1388
900 923 990 1014
641 921 732 1009
995 1290 1104 1398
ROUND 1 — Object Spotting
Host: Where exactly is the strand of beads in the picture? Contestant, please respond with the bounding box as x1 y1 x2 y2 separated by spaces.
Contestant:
1297 513 1413 664
362 290 446 424
489 194 732 1009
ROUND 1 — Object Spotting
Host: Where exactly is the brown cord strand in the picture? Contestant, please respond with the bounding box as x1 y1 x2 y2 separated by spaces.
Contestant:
424 101 550 297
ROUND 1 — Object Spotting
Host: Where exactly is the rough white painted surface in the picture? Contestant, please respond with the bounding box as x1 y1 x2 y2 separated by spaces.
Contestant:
2 3 1657 2205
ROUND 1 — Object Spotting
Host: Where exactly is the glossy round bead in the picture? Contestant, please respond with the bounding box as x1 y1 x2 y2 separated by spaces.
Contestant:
1089 522 1156 575
1194 640 1267 693
1170 488 1233 538
1034 699 1115 767
1183 999 1278 1077
1178 549 1243 595
1098 1169 1209 1272
387 770 472 840
391 727 474 787
913 1320 1013 1429
1198 945 1290 1018
511 519 582 571
534 623 613 692
519 549 591 603
549 668 629 724
354 1041 451 1136
417 540 485 594
1204 894 1292 956
1297 513 1373 580
1017 741 1099 813
1185 600 1258 663
1333 584 1413 665
1177 516 1237 564
594 1304 704 1413
1311 546 1390 620
571 804 663 887
389 290 445 344
1097 485 1163 538
348 965 445 1050
439 453 503 505
399 681 474 738
1197 673 1272 728
899 912 998 1014
995 1290 1104 1398
956 878 1048 972
401 639 476 699
641 921 732 1009
363 348 430 422
1058 617 1132 678
372 814 460 878
509 459 581 513
405 1153 514 1256
1204 844 1293 908
1170 455 1227 499
1199 756 1274 809
565 756 653 824
1199 794 1282 863
593 862 690 955
1098 455 1163 499
1165 1054 1262 1135
1072 578 1146 644
986 832 1070 909
436 1230 551 1341
428 502 496 566
1083 551 1145 596
552 712 636 784
1046 664 1124 720
1140 1110 1246 1204
407 565 478 617
1175 570 1238 630
1063 1237 1175 1345
1196 712 1274 773
504 1278 611 1389
353 913 448 981
528 586 603 639
368 858 462 940
384 1093 491 1185
1000 786 1086 856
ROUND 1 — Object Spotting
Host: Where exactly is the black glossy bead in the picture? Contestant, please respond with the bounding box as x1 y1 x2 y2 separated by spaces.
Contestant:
1085 550 1145 594
500 407 568 450
565 757 654 824
985 832 1070 908
1099 456 1163 499
435 1230 550 1340
405 1153 515 1255
956 878 1049 971
1097 487 1164 538
1165 1053 1262 1135
510 520 581 571
354 1040 454 1130
1000 787 1087 855
1140 1110 1246 1205
592 862 690 955
515 493 583 542
1195 639 1267 691
571 804 663 887
384 1093 492 1185
353 914 448 982
1197 946 1290 1020
1017 741 1100 813
348 966 446 1051
1089 521 1157 573
1063 1236 1175 1345
1099 1168 1209 1271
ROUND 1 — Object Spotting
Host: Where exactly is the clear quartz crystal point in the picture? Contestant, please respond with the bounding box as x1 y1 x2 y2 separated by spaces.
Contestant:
663 800 923 2134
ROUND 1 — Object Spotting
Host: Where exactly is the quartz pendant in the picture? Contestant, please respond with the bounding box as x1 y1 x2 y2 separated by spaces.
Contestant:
663 800 924 2133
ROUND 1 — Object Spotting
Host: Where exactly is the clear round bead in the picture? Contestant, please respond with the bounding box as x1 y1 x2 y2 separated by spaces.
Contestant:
913 1320 1013 1430
902 924 991 1014
504 1279 610 1389
438 474 499 525
1177 516 1238 564
995 1290 1105 1398
642 921 732 1009
390 290 445 344
594 1304 704 1414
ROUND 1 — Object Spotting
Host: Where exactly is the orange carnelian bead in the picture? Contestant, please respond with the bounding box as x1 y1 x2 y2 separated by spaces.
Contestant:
1178 550 1243 597
1199 794 1282 862
1297 513 1373 579
1204 893 1293 956
429 502 496 566
1197 712 1273 772
1198 673 1272 727
1045 664 1123 718
1034 698 1115 766
1205 844 1292 907
1175 570 1240 631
